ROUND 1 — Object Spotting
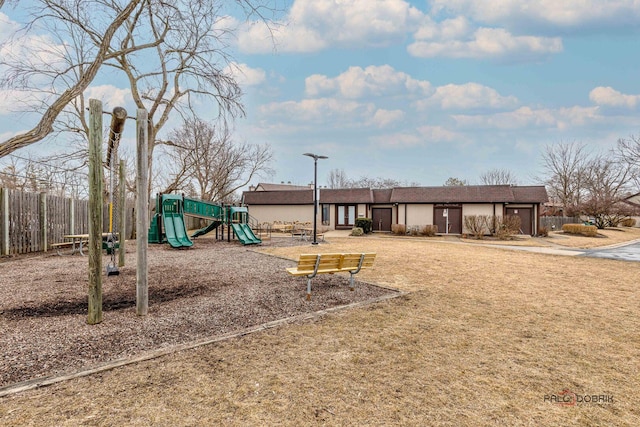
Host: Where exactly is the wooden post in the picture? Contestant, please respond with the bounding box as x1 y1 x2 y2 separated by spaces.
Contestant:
40 192 47 253
87 99 103 325
118 159 126 267
1 188 8 256
136 108 149 316
69 198 75 234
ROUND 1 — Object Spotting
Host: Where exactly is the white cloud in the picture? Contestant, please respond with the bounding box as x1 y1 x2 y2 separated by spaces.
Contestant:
305 65 431 99
415 82 518 110
408 26 562 59
417 125 460 142
452 106 601 130
589 86 640 109
430 0 640 30
371 132 424 148
259 98 376 125
238 0 423 54
84 85 132 109
224 63 267 87
370 109 404 128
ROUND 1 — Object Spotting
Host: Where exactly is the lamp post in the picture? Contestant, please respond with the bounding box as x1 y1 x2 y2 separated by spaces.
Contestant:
303 152 328 245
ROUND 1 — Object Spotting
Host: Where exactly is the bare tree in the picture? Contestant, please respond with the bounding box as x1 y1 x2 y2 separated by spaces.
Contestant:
480 168 518 185
161 118 273 203
580 154 634 228
444 177 468 186
0 0 279 200
327 168 350 189
539 141 589 216
0 0 143 157
616 134 640 187
0 154 88 197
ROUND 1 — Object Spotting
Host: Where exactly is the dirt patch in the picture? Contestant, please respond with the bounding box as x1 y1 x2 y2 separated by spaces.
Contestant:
0 237 394 388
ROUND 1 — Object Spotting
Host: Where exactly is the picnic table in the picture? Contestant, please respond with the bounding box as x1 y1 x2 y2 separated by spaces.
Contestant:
53 233 112 256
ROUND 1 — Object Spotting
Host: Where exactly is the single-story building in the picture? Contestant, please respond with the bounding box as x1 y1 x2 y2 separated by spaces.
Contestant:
242 184 549 236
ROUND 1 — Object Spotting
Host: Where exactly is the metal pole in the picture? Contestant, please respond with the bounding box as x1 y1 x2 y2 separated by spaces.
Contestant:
312 157 318 245
303 153 328 245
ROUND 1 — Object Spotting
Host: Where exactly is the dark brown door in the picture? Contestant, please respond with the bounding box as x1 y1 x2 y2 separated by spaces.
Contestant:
434 206 462 234
506 208 532 235
372 208 392 232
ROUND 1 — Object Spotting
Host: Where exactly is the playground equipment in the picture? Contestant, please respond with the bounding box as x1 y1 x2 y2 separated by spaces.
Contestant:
148 193 261 247
104 107 127 276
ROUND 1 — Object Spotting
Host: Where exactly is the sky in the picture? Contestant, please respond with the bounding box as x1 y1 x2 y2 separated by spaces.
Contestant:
1 0 640 189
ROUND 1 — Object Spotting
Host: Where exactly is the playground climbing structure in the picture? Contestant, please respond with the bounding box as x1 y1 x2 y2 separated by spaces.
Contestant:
148 194 261 247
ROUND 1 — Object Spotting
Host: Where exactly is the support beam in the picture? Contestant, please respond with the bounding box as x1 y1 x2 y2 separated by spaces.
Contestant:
118 159 126 267
87 99 104 325
136 108 149 316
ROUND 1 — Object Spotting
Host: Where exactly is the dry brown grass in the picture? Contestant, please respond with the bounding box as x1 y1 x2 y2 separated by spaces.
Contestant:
1 235 639 426
541 227 640 249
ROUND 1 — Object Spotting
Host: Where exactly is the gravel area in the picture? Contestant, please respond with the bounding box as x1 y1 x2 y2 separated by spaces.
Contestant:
0 236 394 388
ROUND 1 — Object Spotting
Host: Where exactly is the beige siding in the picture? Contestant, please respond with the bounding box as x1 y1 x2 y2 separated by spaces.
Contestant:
397 204 406 225
462 204 495 216
461 204 494 234
357 204 368 218
246 205 313 224
406 204 434 226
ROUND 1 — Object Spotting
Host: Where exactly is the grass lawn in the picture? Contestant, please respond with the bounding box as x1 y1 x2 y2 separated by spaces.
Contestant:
1 230 639 426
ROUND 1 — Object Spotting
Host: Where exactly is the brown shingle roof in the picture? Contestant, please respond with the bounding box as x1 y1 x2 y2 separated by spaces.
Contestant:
320 188 374 204
243 190 313 205
390 185 548 203
255 183 310 191
242 185 548 205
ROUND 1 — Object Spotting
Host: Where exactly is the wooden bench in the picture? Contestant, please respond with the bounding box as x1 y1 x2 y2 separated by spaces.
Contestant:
286 253 376 300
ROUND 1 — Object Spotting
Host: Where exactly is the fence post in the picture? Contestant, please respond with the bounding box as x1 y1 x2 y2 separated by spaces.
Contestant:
69 198 75 234
87 99 104 325
1 188 8 256
40 192 47 252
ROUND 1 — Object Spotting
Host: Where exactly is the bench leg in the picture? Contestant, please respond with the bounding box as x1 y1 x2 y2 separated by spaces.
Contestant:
306 277 312 300
349 273 355 291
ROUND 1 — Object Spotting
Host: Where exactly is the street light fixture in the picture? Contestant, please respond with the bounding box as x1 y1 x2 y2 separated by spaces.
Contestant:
303 152 328 245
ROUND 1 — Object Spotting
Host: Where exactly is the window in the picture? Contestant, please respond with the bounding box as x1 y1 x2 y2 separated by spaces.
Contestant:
322 204 330 225
337 205 356 226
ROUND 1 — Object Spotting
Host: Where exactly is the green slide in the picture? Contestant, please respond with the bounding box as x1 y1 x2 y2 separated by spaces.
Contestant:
162 198 193 248
230 223 262 245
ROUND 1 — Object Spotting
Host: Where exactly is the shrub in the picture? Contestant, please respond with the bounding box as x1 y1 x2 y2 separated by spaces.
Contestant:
409 226 420 236
562 223 598 237
493 215 521 240
350 227 364 236
538 226 549 237
355 218 372 234
463 215 490 239
420 224 438 237
621 218 637 227
391 224 406 235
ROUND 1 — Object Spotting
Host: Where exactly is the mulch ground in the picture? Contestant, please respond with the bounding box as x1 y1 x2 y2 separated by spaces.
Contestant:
0 236 395 389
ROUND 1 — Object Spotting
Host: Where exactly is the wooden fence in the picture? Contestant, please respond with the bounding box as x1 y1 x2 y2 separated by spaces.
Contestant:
1 188 135 256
